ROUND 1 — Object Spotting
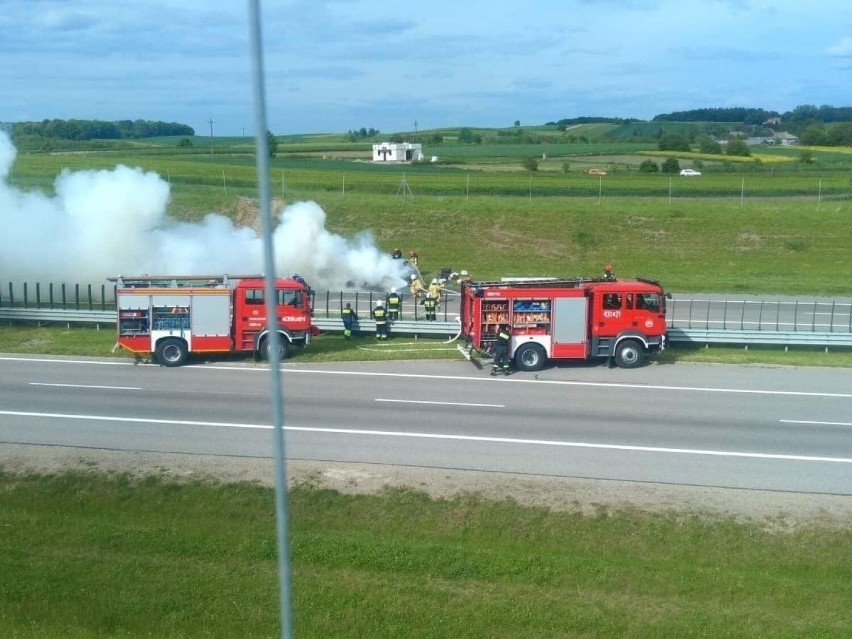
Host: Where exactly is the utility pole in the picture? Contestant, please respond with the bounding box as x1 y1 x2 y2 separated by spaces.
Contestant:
208 118 214 155
413 119 418 133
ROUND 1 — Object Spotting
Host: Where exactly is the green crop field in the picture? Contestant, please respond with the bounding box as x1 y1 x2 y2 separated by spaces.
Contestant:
6 141 851 293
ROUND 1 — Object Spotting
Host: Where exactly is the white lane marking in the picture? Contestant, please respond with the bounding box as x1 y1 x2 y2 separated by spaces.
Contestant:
4 356 852 400
2 410 850 465
376 398 505 408
781 419 852 427
275 369 852 399
29 382 141 391
1 357 132 366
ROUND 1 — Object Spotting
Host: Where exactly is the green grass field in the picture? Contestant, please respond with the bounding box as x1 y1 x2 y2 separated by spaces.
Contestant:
1 472 850 638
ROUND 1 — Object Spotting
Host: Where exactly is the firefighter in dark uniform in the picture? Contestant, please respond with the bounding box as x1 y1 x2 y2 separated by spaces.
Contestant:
341 302 356 339
386 288 402 321
603 263 616 281
422 293 437 321
490 324 512 376
372 300 389 339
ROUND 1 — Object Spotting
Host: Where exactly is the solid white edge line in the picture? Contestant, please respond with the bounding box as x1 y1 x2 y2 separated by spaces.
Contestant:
29 383 142 391
376 398 504 408
780 419 852 427
2 410 850 464
5 356 852 399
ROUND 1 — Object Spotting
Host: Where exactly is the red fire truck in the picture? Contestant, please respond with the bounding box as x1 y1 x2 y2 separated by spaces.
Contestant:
110 274 316 366
460 277 668 370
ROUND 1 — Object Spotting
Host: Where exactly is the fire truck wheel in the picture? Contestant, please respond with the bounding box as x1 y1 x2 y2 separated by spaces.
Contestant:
514 343 546 372
614 339 644 369
156 338 188 367
260 336 290 361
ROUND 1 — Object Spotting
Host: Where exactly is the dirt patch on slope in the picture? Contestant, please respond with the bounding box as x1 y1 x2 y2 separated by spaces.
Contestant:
2 444 849 531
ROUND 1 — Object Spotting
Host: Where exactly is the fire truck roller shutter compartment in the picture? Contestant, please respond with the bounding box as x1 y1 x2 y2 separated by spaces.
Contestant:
553 297 587 344
191 292 231 336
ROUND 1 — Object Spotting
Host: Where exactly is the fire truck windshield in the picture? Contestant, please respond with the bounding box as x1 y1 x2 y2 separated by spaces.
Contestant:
635 293 662 313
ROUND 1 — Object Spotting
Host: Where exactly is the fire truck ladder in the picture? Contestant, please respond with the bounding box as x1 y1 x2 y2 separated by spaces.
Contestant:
108 274 262 289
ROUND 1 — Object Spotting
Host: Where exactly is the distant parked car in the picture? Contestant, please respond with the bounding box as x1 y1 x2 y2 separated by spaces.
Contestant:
680 169 701 176
587 168 607 176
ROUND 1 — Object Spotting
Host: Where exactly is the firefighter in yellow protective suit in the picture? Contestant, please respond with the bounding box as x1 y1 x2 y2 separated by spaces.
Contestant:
428 278 445 303
409 274 426 299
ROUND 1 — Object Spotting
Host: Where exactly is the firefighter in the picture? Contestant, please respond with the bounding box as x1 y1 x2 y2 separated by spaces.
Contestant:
456 270 472 286
422 292 437 321
409 250 419 267
372 300 389 339
409 273 426 299
391 248 402 259
386 288 402 321
341 302 356 339
603 263 616 282
428 277 444 302
490 324 513 376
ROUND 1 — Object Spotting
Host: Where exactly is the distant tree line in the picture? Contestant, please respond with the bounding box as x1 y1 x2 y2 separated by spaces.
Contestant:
347 127 379 141
652 105 852 126
12 118 194 140
652 107 779 125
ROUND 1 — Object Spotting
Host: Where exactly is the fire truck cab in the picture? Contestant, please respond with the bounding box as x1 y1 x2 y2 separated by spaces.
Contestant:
111 274 315 366
460 278 667 370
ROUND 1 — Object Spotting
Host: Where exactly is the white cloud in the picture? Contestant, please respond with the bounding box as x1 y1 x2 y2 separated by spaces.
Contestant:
825 37 852 57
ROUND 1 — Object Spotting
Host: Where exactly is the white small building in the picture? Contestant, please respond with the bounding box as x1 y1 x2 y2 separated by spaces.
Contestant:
372 142 424 162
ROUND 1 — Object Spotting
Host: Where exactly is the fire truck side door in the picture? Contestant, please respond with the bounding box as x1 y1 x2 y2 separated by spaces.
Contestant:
594 291 631 336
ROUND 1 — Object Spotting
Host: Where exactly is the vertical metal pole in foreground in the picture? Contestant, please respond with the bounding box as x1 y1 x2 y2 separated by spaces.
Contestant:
247 2 294 638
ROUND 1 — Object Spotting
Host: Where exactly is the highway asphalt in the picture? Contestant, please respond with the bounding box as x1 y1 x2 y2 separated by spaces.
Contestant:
1 354 850 496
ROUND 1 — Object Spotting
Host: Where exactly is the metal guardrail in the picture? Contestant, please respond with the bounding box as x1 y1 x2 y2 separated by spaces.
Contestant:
3 308 851 350
668 297 852 332
313 317 460 338
0 307 461 338
666 328 852 348
0 307 115 327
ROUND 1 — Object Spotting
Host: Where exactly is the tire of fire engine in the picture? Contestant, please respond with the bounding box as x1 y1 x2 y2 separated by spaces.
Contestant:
514 343 546 372
260 335 290 362
155 338 188 368
614 339 644 369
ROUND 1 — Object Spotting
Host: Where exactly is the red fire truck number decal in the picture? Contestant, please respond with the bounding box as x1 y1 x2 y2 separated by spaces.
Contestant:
603 310 621 318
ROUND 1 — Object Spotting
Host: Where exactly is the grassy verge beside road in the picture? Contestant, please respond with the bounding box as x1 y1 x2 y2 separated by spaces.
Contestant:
1 471 850 637
1 324 852 367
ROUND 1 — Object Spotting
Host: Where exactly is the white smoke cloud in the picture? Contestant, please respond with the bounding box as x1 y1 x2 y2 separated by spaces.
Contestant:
0 131 408 290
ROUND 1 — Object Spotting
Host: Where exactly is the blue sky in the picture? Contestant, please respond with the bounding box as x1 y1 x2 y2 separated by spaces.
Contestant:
1 0 850 136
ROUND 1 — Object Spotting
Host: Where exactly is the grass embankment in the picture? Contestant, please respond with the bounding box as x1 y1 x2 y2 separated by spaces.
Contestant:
1 471 849 638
